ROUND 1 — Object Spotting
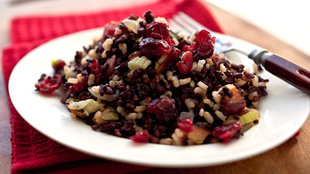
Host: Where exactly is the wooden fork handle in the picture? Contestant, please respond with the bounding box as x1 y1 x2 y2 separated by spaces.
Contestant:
249 50 310 96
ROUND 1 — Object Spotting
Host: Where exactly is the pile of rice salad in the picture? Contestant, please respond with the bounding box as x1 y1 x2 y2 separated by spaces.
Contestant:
35 11 268 145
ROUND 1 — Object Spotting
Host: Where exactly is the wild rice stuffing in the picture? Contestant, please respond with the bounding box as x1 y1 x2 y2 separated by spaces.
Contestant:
35 11 268 145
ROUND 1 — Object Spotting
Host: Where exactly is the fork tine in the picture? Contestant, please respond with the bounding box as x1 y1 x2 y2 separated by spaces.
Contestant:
171 14 197 34
169 20 191 35
172 15 193 35
177 12 207 32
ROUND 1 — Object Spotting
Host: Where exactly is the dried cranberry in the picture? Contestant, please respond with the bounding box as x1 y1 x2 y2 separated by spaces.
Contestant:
139 38 170 57
103 55 117 77
69 76 88 93
177 118 193 132
145 22 169 39
176 51 193 74
147 96 178 124
156 47 180 73
35 74 62 94
130 130 149 143
103 22 118 39
88 59 101 83
182 42 196 52
195 29 214 58
165 36 175 47
212 122 243 143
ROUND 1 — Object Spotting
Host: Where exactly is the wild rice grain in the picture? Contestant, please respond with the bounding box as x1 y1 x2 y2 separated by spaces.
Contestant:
126 113 138 120
252 76 259 87
68 78 78 84
212 91 222 103
172 128 186 145
203 111 214 124
116 106 127 117
197 81 208 91
137 112 143 119
213 103 220 110
102 38 113 51
114 27 122 35
88 74 95 86
203 98 214 107
109 80 116 88
219 63 227 72
171 76 180 88
77 73 83 82
119 43 127 55
101 50 107 58
215 110 226 121
190 80 195 88
159 138 173 145
196 59 206 72
206 58 214 66
191 62 197 71
134 105 147 113
179 78 191 85
88 48 98 59
185 98 196 108
194 87 205 96
199 108 204 117
166 71 173 81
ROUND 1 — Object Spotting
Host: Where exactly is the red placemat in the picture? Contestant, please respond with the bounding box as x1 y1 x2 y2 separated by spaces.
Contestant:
2 0 223 173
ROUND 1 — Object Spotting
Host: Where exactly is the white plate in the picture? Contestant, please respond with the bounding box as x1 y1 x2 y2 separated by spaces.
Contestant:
9 28 310 167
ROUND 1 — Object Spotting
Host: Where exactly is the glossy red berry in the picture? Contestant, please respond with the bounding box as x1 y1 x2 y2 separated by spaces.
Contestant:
147 96 178 124
177 118 193 132
69 76 88 93
212 122 243 143
35 74 62 94
182 42 196 52
176 51 193 74
103 22 118 39
130 130 149 143
88 59 101 83
195 29 214 58
156 47 180 73
145 22 169 39
139 38 170 57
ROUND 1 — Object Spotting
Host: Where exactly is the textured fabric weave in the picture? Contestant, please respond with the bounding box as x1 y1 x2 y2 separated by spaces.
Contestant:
1 0 222 173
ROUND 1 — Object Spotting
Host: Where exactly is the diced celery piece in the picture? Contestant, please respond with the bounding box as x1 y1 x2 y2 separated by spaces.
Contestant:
223 116 238 125
239 109 260 125
128 56 151 71
69 99 104 114
101 108 119 121
240 122 255 133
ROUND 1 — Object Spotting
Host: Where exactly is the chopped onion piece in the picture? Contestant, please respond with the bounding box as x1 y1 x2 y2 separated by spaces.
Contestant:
88 87 119 101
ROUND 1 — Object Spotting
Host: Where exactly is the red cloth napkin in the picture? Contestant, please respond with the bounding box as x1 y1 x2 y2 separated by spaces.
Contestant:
2 0 223 173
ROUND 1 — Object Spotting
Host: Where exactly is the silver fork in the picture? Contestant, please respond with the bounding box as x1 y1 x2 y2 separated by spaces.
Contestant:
169 12 249 55
168 12 310 96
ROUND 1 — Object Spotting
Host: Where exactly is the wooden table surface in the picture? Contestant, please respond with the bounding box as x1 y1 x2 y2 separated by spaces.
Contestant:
0 1 309 174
